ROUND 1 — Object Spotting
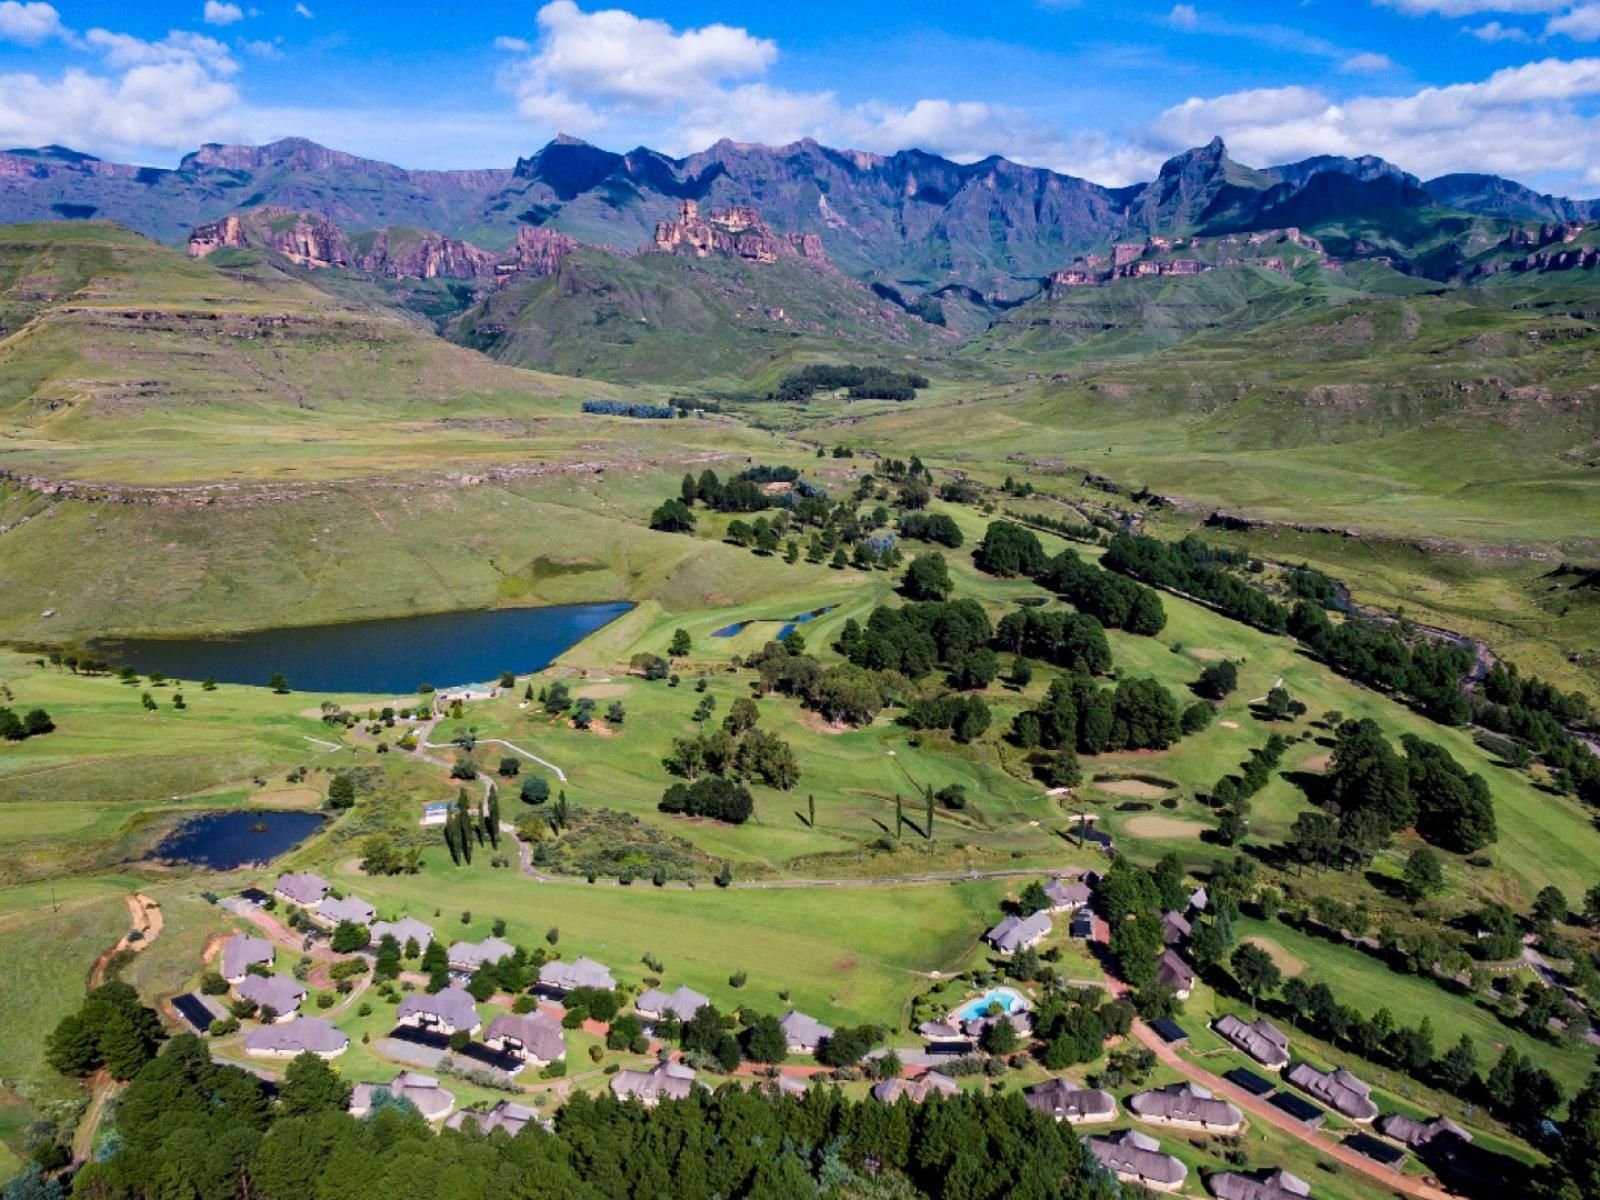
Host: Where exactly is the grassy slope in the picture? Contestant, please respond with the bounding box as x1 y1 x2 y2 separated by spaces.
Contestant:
450 248 949 387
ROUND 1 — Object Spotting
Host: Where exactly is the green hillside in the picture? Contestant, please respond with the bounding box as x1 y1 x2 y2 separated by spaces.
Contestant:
449 248 951 386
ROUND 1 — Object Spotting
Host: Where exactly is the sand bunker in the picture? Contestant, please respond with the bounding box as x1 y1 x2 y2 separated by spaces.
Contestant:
1123 814 1207 839
1098 779 1173 800
575 683 630 700
1301 752 1332 773
1242 936 1306 977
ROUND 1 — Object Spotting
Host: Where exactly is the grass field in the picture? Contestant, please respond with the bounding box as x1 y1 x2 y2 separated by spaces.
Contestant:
319 854 1010 1029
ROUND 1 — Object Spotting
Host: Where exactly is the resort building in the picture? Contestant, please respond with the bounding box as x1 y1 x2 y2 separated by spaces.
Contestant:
483 1012 566 1066
1208 1168 1313 1200
1129 1082 1244 1133
447 937 516 973
1213 1014 1291 1070
349 1072 455 1120
778 1010 833 1055
273 872 330 908
220 934 274 984
536 955 616 995
917 1021 969 1048
1285 1063 1379 1123
1043 876 1093 912
1023 1079 1118 1124
635 985 710 1023
1083 1129 1187 1193
1155 949 1195 999
871 1071 958 1105
1160 910 1192 946
370 916 434 951
235 974 306 1021
314 893 375 928
984 911 1052 954
610 1060 698 1106
446 1101 542 1136
1377 1113 1472 1150
396 985 481 1037
243 1016 348 1059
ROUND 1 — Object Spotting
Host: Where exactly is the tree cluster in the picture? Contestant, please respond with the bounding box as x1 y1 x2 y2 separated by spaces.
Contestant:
1011 674 1182 755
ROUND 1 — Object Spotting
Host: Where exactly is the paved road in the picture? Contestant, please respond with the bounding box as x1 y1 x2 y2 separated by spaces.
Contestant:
1091 915 1454 1200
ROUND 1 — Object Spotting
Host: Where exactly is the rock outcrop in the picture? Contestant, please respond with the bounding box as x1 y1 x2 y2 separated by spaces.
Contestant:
649 200 828 265
186 208 578 285
1047 228 1323 293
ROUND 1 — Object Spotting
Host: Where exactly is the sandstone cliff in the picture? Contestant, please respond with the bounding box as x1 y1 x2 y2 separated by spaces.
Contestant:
649 200 828 266
186 208 578 285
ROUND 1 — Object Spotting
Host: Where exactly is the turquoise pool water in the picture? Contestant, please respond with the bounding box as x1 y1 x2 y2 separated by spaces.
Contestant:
951 986 1030 1023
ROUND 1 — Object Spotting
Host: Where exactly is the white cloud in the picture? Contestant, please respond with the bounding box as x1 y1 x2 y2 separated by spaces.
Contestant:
1548 4 1600 37
0 19 245 159
1148 57 1600 181
1379 0 1563 15
0 60 241 154
1167 4 1200 30
493 35 531 52
1468 20 1533 39
203 2 243 25
1342 51 1396 71
86 28 238 76
293 2 312 17
241 37 281 59
504 0 775 124
0 1 69 44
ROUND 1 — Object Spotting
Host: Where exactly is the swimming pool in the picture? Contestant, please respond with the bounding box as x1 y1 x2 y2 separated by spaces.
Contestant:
950 986 1030 1023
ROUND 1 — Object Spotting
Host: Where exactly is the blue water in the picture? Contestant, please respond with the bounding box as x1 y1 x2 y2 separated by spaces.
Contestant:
152 810 325 869
711 606 836 640
97 602 632 695
952 987 1030 1023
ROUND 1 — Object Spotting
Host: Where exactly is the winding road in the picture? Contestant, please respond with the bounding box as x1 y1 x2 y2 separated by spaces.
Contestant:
1091 915 1454 1200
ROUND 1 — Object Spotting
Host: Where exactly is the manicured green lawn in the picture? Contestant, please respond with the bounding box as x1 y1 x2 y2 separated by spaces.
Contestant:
322 853 1010 1029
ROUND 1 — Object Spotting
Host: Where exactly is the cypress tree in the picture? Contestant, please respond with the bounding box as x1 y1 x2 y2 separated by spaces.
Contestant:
486 785 500 849
807 793 816 829
895 793 903 840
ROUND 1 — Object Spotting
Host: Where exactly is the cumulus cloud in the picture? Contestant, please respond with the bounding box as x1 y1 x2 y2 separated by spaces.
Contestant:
203 1 243 25
1547 4 1600 37
1342 51 1396 71
1148 57 1600 181
0 20 244 158
504 0 774 128
1468 19 1533 38
0 1 69 44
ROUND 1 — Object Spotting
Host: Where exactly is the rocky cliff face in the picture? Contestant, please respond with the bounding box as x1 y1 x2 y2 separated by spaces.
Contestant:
1047 228 1324 293
185 207 576 285
649 200 829 265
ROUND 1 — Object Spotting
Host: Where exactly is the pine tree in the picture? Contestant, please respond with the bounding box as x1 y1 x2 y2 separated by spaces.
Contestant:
1435 1034 1478 1091
99 1010 153 1081
807 793 816 829
1486 1045 1521 1111
486 785 500 849
280 1051 352 1116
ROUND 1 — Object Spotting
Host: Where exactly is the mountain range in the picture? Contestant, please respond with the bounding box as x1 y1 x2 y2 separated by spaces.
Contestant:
6 132 1600 302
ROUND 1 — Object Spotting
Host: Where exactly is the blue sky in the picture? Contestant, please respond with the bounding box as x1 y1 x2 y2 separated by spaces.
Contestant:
6 0 1600 191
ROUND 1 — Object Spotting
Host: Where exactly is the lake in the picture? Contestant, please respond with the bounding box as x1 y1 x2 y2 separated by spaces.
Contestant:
98 602 632 695
151 810 326 869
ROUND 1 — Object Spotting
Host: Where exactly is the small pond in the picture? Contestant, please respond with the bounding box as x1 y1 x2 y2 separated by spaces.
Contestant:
712 606 836 640
97 602 632 695
151 810 326 869
951 986 1031 1024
